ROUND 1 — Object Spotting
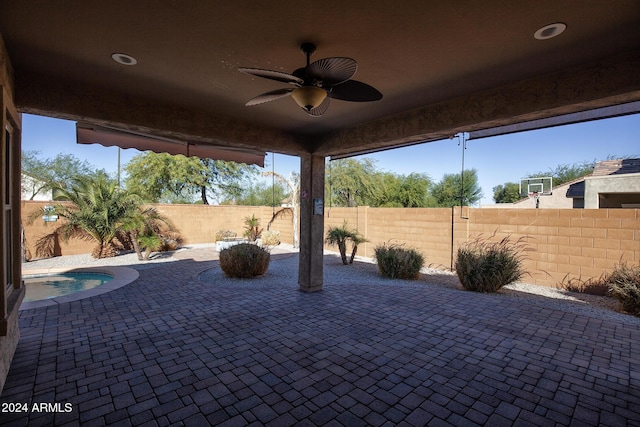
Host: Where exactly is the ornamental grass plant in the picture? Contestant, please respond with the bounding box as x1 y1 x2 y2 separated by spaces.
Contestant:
559 275 608 296
559 261 640 315
455 235 529 293
219 243 270 278
374 243 424 280
606 262 640 316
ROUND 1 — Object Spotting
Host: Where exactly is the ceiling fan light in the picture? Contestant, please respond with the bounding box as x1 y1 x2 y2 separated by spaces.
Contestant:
291 86 327 111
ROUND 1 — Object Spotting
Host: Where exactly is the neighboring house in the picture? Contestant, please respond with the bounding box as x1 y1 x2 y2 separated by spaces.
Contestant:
21 172 53 201
482 158 640 209
584 158 640 208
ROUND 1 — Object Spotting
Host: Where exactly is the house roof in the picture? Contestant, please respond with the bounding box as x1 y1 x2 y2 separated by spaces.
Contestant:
1 2 639 159
566 179 587 199
592 158 640 176
558 158 640 199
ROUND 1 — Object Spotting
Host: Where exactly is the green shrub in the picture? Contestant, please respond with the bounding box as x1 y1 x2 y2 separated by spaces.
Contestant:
455 235 529 293
219 243 270 278
374 243 424 280
606 262 640 315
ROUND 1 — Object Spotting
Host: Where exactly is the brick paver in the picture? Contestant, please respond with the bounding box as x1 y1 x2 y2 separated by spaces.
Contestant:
1 248 639 426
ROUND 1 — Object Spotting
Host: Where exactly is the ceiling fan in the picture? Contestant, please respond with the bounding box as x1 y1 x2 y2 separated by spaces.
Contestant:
239 43 383 117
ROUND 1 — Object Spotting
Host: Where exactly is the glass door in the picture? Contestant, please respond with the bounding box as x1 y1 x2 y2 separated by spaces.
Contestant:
3 124 12 290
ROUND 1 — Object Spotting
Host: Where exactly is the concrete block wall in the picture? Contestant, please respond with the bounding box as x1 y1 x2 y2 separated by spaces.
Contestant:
21 202 296 258
21 201 639 288
322 206 638 287
324 206 469 270
466 208 639 286
22 201 96 258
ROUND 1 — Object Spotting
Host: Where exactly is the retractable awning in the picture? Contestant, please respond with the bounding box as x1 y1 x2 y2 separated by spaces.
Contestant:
467 101 640 141
76 122 266 167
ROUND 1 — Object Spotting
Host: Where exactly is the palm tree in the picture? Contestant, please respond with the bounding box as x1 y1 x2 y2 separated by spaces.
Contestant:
325 221 367 265
243 214 263 242
349 233 368 264
30 174 170 259
120 206 175 261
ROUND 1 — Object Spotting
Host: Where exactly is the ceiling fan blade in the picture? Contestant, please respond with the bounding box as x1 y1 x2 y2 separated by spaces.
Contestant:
306 96 330 117
306 57 357 86
245 88 294 106
238 68 304 85
328 80 383 102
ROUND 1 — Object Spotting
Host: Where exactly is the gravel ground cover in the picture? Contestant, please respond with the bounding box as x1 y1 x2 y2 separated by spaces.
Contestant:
22 244 638 324
21 247 185 271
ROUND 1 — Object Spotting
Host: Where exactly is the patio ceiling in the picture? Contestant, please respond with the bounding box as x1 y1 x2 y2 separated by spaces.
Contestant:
1 1 639 158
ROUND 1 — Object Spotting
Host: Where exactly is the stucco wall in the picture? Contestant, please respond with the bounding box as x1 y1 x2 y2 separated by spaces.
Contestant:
22 201 639 288
512 182 575 209
584 173 640 208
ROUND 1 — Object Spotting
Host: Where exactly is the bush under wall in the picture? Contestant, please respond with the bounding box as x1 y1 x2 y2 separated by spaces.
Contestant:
455 235 529 293
374 243 424 280
606 262 640 316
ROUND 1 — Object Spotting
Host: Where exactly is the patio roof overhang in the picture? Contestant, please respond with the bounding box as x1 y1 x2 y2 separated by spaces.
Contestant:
1 1 639 158
1 1 640 293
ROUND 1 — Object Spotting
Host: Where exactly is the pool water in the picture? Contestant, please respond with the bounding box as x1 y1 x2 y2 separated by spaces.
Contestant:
23 272 114 302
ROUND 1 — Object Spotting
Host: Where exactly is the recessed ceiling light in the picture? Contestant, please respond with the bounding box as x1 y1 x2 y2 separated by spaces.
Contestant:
111 53 137 65
534 23 566 40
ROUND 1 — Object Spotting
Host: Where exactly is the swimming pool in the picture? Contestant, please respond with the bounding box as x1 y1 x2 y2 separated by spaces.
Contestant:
23 271 114 302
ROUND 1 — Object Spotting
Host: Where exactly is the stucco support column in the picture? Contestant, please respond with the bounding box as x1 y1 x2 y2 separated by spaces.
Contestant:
298 153 325 292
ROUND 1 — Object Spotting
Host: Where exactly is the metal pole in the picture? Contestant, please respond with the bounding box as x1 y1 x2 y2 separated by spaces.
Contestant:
117 147 121 187
459 133 466 209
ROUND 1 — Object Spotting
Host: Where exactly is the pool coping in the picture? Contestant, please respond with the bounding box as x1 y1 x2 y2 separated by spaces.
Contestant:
20 266 140 310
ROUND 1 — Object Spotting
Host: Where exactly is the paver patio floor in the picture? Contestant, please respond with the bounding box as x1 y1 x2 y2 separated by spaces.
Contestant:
1 249 639 426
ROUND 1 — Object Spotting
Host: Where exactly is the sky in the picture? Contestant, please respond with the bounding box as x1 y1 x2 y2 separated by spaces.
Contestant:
22 113 639 205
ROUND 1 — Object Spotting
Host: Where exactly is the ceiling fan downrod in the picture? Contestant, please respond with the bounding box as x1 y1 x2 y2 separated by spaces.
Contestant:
300 42 316 66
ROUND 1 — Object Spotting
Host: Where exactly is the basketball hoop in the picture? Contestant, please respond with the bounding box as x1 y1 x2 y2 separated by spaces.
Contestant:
521 177 552 209
528 191 540 208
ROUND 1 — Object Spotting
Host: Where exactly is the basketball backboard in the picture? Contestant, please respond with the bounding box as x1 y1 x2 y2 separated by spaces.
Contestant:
519 176 553 198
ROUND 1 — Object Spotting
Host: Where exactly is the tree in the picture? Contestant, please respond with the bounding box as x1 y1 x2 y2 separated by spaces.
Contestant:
325 221 367 265
378 172 432 207
326 158 433 208
233 181 289 206
326 158 383 207
120 206 175 261
28 175 162 258
21 150 100 200
493 182 521 203
430 169 483 207
527 161 595 187
124 152 257 204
